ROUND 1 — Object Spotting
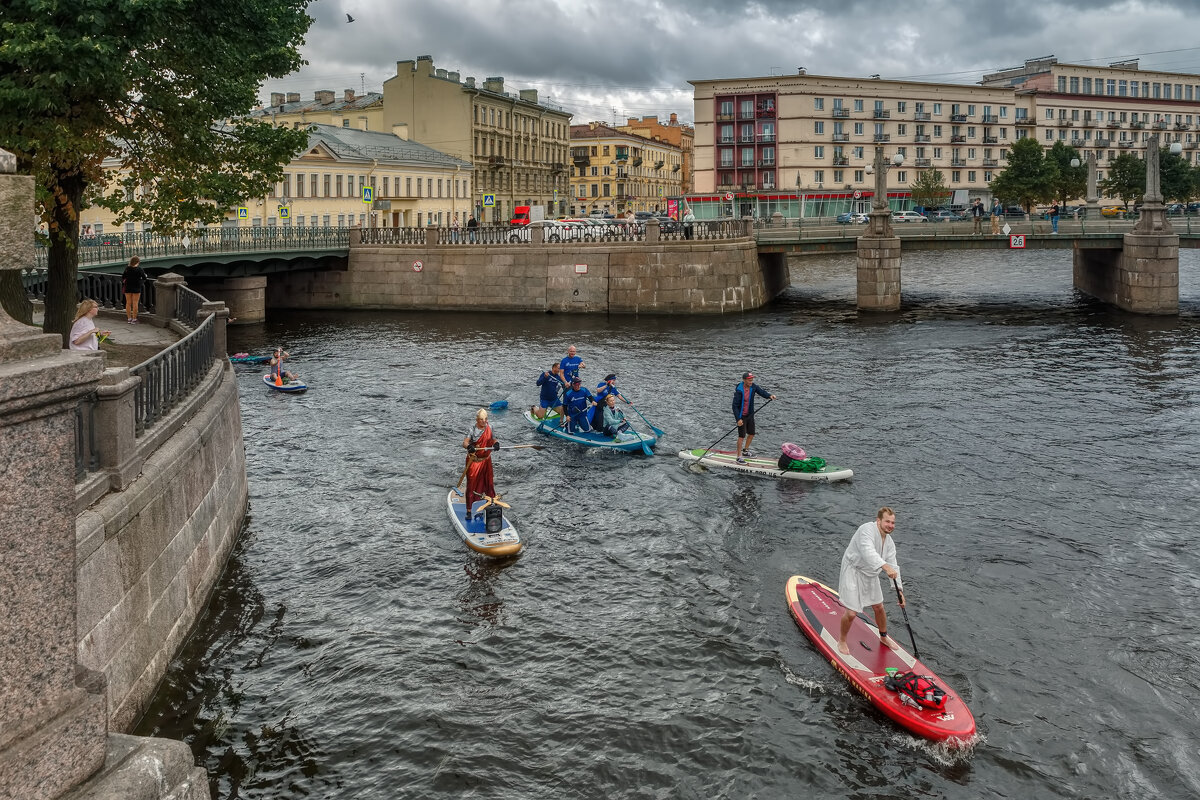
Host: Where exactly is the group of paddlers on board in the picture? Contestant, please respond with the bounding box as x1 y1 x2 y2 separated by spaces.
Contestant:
529 345 635 436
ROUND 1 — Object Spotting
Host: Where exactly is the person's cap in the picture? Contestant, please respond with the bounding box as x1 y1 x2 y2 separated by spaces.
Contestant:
571 376 582 382
605 373 616 381
742 372 754 380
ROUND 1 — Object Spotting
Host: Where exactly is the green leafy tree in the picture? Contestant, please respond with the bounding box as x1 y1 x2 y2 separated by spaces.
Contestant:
909 169 950 210
1099 153 1145 210
0 0 312 340
1046 141 1086 206
1159 146 1194 203
988 138 1058 213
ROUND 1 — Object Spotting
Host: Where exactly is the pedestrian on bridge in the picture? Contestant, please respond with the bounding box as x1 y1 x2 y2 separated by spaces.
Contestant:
971 199 985 235
122 255 149 324
991 200 1003 236
1050 203 1060 234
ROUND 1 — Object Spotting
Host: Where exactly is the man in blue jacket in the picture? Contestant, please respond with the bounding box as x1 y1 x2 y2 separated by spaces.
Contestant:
732 372 776 463
563 376 596 433
532 362 565 420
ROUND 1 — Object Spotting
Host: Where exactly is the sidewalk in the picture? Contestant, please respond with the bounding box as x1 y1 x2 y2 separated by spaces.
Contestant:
33 309 179 368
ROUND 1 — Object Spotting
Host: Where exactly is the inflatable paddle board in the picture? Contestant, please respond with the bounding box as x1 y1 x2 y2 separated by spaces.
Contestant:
446 488 522 557
678 449 853 481
263 374 308 393
523 409 656 454
785 574 975 744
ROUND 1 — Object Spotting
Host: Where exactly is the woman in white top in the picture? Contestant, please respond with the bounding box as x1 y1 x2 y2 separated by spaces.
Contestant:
69 299 109 351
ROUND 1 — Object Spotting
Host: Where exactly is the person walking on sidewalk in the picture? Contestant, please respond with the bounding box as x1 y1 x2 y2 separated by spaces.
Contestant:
991 200 1003 235
971 199 985 235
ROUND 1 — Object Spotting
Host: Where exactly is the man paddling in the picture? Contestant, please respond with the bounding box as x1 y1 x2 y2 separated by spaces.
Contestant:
562 376 596 433
732 372 776 464
559 345 585 383
461 409 500 518
532 362 565 420
836 507 904 655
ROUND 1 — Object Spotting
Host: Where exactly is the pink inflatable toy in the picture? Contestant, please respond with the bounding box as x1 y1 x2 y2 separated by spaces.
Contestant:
781 442 806 460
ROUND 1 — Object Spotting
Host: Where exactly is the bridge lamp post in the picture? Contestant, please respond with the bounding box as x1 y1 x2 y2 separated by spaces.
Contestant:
864 150 903 237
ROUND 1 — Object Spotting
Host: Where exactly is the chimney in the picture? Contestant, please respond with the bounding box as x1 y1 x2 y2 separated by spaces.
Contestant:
465 76 476 88
397 59 415 74
436 68 447 79
483 76 504 93
627 117 638 126
519 89 538 104
448 71 460 83
669 113 678 125
287 92 300 102
270 92 285 107
315 89 335 105
344 89 355 102
416 55 434 76
392 123 409 141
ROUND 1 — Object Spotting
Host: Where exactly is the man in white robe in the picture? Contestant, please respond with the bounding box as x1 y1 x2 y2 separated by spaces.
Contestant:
837 507 904 655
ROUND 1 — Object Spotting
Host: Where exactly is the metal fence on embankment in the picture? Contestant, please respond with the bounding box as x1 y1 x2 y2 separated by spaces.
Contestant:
752 214 1200 243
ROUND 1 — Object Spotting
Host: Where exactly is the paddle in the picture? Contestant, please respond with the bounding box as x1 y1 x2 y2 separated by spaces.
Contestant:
692 397 775 465
892 577 921 661
616 390 665 437
606 404 652 456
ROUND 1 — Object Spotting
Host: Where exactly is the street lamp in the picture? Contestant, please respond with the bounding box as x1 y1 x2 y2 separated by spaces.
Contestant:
864 149 903 236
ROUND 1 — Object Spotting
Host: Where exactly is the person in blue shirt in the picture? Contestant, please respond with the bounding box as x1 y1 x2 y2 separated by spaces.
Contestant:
559 345 585 383
562 376 596 433
732 372 776 463
532 362 565 420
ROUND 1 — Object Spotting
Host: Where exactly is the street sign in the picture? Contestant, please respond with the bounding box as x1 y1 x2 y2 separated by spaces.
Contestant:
574 264 588 274
362 186 373 203
278 206 290 219
482 193 496 208
553 189 559 200
412 260 424 272
1009 234 1026 249
237 207 248 219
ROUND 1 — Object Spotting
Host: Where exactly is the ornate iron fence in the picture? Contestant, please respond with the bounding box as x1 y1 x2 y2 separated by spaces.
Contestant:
21 269 156 313
129 312 216 435
359 226 427 245
175 285 207 327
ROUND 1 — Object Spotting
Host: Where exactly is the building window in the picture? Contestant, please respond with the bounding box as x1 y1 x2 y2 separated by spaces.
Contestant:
833 169 844 183
591 183 598 197
814 97 824 110
854 99 864 112
814 121 824 134
897 101 907 112
895 171 906 182
602 183 610 197
417 177 422 196
295 175 304 198
853 146 864 158
968 171 976 182
335 174 343 197
1083 77 1092 94
382 177 389 196
813 170 824 184
854 122 864 135
1106 79 1116 96
854 170 864 182
406 177 412 196
951 171 960 182
814 146 825 158
603 146 610 155
1058 76 1067 92
984 171 993 182
310 174 318 196
933 103 942 115
1070 77 1079 93
897 124 907 135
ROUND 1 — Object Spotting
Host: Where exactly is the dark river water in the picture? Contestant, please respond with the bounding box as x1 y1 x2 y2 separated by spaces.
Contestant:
135 250 1200 799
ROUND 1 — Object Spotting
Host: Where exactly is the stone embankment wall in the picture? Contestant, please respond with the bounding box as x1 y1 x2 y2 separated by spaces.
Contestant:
266 239 785 314
75 360 248 731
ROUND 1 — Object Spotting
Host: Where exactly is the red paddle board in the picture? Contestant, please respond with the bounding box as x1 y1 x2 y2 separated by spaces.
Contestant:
786 574 976 744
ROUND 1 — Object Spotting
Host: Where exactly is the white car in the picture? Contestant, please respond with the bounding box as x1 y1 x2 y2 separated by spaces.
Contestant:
508 220 593 243
891 211 929 223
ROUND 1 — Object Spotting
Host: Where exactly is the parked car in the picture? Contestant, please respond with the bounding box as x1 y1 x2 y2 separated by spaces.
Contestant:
836 211 869 224
926 210 965 223
1004 206 1028 218
508 220 593 243
1100 205 1126 218
891 211 928 223
1166 203 1185 216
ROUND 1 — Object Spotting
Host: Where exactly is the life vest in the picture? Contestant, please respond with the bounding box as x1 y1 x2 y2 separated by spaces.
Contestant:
884 670 948 711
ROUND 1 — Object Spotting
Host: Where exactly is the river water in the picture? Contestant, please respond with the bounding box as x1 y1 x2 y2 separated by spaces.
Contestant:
135 249 1200 799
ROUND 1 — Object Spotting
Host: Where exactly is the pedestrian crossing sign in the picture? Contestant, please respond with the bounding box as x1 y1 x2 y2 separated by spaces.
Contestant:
279 206 290 219
482 193 496 208
237 207 248 219
362 186 373 203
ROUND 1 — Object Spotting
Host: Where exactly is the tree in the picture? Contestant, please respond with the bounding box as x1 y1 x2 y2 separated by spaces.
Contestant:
1046 141 1086 206
1159 146 1195 203
0 0 313 341
988 138 1058 213
1099 153 1145 209
909 169 950 210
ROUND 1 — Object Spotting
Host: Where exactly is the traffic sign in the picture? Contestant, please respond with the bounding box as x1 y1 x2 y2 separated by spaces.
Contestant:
362 186 373 203
482 193 496 208
1009 234 1026 249
278 206 290 219
412 260 424 272
237 207 248 219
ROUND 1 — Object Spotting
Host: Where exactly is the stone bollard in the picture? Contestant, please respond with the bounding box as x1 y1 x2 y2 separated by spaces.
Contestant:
530 224 544 245
424 226 438 247
91 367 144 490
645 217 660 243
200 300 230 355
153 273 186 328
771 211 784 228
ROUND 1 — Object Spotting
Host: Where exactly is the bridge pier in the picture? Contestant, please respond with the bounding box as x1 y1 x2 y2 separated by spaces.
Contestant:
189 275 266 324
856 234 902 311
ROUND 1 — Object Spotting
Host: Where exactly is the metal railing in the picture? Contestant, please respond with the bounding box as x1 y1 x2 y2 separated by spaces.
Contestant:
130 312 216 435
176 285 207 327
22 269 157 314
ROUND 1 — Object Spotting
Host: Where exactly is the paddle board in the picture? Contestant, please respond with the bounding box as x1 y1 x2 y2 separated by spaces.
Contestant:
446 489 522 557
785 574 976 744
263 374 308 393
678 449 853 481
523 409 656 453
231 355 271 364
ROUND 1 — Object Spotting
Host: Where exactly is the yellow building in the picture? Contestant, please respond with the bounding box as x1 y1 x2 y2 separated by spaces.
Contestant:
382 56 573 224
82 123 473 235
569 123 684 216
690 57 1200 218
617 114 695 194
250 89 385 132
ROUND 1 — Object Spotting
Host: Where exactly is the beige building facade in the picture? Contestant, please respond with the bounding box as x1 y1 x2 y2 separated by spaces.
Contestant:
382 56 572 224
569 123 684 216
250 89 385 132
690 57 1200 218
617 114 695 194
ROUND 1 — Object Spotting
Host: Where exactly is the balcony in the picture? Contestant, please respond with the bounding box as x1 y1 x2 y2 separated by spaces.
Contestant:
982 114 999 124
716 183 735 191
716 113 734 121
550 162 565 173
950 135 966 143
832 156 849 166
718 137 735 144
832 133 850 142
873 133 890 142
951 114 968 122
1106 120 1121 128
757 106 776 118
914 158 932 167
983 158 999 167
1058 119 1074 127
1130 120 1146 129
1186 141 1199 149
983 136 998 144
738 110 755 120
873 110 890 119
761 181 776 190
1094 138 1110 147
616 170 629 179
672 163 681 171
1176 122 1191 130
739 136 755 143
489 155 506 166
632 156 643 166
653 160 664 169
1153 121 1169 130
572 155 591 167
832 108 850 118
1119 140 1135 148
950 158 967 167
758 134 776 142
1016 118 1037 126
614 151 629 161
756 159 776 167
739 163 754 171
914 134 931 143
1081 117 1097 127
914 112 931 121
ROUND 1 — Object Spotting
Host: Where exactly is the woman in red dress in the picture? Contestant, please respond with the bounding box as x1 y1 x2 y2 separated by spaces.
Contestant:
461 409 498 516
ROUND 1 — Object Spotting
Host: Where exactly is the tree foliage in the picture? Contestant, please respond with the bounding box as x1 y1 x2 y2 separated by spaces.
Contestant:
0 0 312 341
1099 153 1145 208
1159 147 1195 203
988 138 1058 212
1046 141 1086 205
909 169 950 209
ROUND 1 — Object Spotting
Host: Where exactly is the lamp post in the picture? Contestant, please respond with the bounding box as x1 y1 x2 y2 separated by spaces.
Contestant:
864 147 903 237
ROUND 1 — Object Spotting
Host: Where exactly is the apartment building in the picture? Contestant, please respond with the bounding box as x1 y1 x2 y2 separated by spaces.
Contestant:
617 114 695 194
82 124 473 234
382 56 572 224
569 123 685 216
690 57 1200 219
249 89 385 131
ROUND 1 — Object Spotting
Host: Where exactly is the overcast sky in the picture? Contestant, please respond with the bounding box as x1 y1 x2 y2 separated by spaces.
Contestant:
261 0 1200 125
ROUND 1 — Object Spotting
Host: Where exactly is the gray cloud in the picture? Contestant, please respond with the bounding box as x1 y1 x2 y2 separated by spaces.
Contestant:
267 0 1200 124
